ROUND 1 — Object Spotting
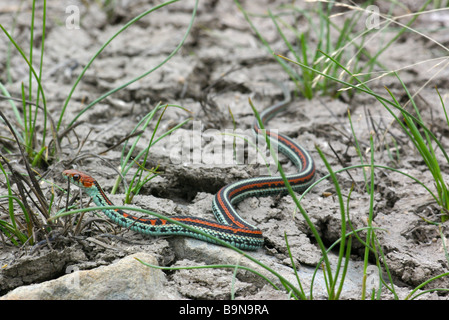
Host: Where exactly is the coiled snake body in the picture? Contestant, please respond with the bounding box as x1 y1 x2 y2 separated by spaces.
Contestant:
63 97 315 250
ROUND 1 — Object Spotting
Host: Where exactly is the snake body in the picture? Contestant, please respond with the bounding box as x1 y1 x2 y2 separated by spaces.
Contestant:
63 95 315 250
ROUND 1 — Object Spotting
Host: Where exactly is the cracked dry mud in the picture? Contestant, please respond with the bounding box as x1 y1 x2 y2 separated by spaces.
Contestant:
2 0 449 299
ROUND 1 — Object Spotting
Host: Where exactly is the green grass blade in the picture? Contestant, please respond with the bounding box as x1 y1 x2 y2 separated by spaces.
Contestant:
314 144 347 299
284 232 307 299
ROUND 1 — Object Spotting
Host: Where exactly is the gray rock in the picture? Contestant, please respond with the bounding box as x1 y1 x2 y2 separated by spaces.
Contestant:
1 253 180 300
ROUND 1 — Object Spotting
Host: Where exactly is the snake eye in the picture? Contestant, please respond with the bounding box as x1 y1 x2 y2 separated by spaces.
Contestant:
73 174 80 181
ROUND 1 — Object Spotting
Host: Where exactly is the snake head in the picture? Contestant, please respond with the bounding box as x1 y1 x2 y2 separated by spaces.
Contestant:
62 169 96 188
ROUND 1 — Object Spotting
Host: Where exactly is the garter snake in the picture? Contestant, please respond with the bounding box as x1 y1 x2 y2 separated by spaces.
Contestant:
62 92 315 250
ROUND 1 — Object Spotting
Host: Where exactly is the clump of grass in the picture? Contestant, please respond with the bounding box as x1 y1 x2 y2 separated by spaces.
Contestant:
385 77 449 221
110 103 191 204
234 0 434 99
0 0 198 246
0 161 30 246
0 0 48 167
0 109 52 246
291 46 449 220
0 0 194 168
